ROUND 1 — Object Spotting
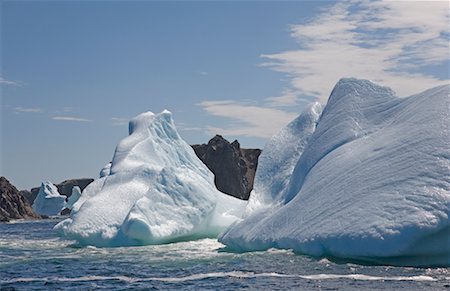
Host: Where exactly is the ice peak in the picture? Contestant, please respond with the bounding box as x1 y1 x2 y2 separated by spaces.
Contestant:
40 181 60 197
128 111 155 135
328 78 396 106
161 109 172 116
127 110 178 139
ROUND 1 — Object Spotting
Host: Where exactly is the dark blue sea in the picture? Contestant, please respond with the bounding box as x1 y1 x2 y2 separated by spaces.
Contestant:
1 219 449 290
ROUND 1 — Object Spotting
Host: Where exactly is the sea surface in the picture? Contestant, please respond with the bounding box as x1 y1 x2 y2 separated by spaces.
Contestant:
0 219 449 290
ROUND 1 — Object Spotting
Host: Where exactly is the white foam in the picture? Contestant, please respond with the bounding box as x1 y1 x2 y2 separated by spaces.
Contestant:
1 272 436 284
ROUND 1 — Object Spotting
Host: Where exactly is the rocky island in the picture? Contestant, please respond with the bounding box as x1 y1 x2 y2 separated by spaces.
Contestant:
0 176 40 222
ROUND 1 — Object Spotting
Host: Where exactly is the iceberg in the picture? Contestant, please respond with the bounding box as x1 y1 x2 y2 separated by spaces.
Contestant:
220 79 450 267
65 186 81 210
55 110 245 247
32 181 66 216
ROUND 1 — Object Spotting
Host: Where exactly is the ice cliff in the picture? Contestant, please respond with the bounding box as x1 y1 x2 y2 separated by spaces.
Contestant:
220 79 450 267
55 110 246 246
32 181 66 216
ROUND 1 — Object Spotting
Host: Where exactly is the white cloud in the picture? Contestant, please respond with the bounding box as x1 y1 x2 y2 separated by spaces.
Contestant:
15 106 42 113
180 127 203 132
197 0 449 139
111 117 129 126
0 77 21 86
198 100 298 138
52 116 93 122
262 0 449 102
264 89 312 107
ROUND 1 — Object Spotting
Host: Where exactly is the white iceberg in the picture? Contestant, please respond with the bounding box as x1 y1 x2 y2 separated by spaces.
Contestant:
32 181 67 216
55 110 245 246
220 78 450 267
65 186 81 210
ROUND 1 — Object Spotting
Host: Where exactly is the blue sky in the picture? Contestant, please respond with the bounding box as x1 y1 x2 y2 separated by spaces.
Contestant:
1 1 448 190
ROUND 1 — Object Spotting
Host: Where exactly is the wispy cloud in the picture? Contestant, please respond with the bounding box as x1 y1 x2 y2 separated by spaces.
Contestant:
198 0 449 139
15 106 42 113
261 0 449 102
111 117 129 126
52 116 93 122
198 100 298 138
180 127 203 132
264 89 312 107
0 77 22 86
175 122 203 132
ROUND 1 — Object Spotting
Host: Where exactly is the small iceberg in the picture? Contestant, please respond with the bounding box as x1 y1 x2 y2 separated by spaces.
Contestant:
32 181 66 216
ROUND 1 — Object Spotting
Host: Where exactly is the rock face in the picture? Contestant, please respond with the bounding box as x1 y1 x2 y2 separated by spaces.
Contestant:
0 177 40 222
24 178 94 204
192 135 262 200
56 179 94 198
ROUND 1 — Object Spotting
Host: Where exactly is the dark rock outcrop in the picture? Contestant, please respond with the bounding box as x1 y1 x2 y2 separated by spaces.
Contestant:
56 178 94 198
0 177 40 222
20 190 33 204
24 178 94 204
27 187 40 205
192 135 261 200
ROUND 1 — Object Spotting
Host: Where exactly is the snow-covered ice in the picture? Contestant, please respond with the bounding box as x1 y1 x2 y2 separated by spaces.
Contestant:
55 110 246 246
220 78 450 267
32 181 66 216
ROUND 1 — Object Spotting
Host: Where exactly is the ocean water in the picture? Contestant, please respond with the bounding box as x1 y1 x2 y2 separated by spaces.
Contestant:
0 219 449 290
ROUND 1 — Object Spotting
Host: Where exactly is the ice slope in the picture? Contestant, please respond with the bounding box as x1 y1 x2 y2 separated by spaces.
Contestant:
55 110 245 246
99 162 111 178
246 102 322 213
65 186 81 210
220 79 450 267
32 181 67 216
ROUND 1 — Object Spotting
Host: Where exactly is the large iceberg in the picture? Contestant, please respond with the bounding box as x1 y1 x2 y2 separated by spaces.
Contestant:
32 181 67 216
55 110 245 246
220 79 450 267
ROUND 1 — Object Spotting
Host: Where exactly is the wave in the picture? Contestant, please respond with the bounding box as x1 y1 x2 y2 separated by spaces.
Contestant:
1 271 437 284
